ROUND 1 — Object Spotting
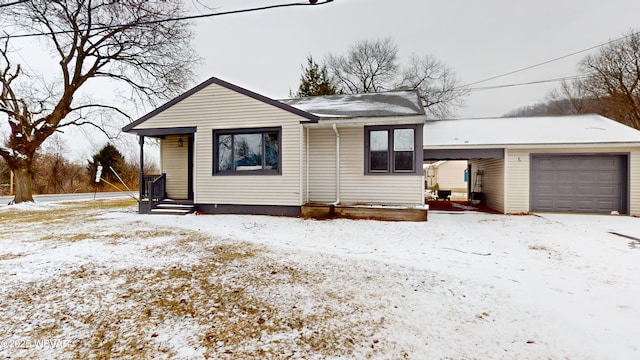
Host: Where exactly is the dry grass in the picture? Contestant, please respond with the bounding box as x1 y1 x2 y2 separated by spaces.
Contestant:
0 199 386 359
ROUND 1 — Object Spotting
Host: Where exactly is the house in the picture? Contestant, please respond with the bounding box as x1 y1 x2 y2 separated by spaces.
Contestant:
423 115 640 215
122 77 428 220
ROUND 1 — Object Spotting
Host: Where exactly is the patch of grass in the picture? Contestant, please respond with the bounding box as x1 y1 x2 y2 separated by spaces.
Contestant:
0 253 25 261
1 237 383 359
0 199 384 358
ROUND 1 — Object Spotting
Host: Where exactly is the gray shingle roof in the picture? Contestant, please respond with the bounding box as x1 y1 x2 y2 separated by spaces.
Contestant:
280 90 425 118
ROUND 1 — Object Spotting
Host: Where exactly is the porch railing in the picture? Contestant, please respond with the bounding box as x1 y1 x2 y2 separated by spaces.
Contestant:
142 174 163 199
142 173 166 213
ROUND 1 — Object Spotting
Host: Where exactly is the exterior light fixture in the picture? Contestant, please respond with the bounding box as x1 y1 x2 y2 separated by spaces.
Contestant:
178 136 184 147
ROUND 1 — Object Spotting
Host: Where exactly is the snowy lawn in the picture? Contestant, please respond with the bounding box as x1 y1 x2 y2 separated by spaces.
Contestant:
0 198 639 359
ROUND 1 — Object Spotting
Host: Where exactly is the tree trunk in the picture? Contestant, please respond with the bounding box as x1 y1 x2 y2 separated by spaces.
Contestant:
12 167 34 203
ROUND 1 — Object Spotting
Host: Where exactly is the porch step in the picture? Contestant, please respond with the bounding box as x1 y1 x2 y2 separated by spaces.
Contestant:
149 201 195 215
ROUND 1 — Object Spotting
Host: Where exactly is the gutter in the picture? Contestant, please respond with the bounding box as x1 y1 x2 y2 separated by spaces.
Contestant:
332 124 340 206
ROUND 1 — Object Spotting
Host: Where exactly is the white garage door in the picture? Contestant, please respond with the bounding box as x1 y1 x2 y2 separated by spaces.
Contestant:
530 154 627 213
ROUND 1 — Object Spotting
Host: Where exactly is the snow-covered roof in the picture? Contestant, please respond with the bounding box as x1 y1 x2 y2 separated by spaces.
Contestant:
423 114 640 147
280 90 425 118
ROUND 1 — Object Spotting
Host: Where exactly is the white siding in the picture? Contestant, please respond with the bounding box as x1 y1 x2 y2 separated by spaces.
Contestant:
307 128 337 203
505 147 640 215
470 158 504 213
160 136 189 199
504 149 530 214
340 127 423 205
307 126 423 206
435 161 468 192
138 82 305 206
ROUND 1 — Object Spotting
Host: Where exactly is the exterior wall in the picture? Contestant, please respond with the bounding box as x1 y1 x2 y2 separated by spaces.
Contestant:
307 128 337 203
504 149 530 213
470 158 505 213
308 126 424 206
160 135 189 199
434 161 468 192
139 82 305 206
505 147 640 215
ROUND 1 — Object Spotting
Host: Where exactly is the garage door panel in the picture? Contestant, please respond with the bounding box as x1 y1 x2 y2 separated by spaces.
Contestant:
531 155 627 213
597 172 615 182
556 158 575 169
556 172 574 182
556 185 574 195
536 159 555 170
556 199 575 210
577 173 596 182
576 185 595 195
596 186 615 196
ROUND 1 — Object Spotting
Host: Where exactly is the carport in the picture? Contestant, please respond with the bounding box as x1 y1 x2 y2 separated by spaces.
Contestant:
422 115 640 216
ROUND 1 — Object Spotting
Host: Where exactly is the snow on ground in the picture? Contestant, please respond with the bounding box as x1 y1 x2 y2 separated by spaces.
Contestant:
1 199 639 359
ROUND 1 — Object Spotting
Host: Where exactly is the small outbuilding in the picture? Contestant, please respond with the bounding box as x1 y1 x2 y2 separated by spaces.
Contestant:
423 115 640 215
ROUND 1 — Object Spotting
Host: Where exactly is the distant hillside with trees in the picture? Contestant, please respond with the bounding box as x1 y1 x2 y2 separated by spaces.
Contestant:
505 30 640 131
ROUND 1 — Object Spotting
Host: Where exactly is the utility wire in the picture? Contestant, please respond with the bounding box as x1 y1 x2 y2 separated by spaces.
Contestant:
468 75 588 92
0 0 28 9
0 0 334 39
466 30 640 86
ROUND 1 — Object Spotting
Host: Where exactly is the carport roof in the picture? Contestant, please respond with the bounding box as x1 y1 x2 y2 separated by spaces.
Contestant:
423 114 640 147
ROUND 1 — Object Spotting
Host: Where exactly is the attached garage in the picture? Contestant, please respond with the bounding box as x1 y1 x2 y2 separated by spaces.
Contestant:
423 115 640 216
530 154 627 213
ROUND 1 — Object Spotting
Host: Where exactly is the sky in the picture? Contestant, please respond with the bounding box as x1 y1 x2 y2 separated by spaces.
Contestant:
4 0 640 162
190 0 640 118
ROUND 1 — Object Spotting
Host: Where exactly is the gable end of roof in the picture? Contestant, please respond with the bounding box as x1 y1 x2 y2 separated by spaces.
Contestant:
122 77 319 133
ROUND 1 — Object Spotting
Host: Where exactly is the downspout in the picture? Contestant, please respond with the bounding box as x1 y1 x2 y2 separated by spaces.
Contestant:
306 127 310 202
332 124 340 206
299 126 303 206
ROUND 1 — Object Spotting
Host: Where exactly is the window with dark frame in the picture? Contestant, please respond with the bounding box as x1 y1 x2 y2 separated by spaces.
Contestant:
365 125 419 175
213 128 281 175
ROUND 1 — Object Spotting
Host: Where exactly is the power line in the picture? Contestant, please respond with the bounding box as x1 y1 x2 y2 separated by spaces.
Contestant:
466 30 640 86
0 1 334 40
0 0 28 9
468 75 588 92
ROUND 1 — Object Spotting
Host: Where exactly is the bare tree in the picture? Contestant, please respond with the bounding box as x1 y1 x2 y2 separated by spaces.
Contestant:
0 0 199 203
577 30 640 129
326 37 399 93
325 38 466 118
397 54 467 118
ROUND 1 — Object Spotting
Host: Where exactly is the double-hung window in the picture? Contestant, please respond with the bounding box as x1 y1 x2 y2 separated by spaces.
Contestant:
213 127 281 175
365 125 421 174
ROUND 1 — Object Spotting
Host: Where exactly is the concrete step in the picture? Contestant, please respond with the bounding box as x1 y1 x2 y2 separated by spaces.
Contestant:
150 201 195 215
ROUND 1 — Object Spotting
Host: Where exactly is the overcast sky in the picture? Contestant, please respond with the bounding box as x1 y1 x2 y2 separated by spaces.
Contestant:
6 0 640 162
191 0 640 118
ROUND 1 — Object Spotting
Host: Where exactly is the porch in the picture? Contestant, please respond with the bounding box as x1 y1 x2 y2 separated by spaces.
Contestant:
139 173 195 215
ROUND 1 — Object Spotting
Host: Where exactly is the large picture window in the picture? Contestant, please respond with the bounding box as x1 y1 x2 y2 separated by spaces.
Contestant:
365 125 421 175
214 127 281 175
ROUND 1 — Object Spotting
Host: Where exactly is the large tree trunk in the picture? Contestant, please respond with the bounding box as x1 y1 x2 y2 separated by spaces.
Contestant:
12 167 34 204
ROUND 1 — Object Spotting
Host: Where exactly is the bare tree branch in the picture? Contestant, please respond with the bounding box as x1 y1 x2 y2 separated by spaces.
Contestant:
0 0 200 202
